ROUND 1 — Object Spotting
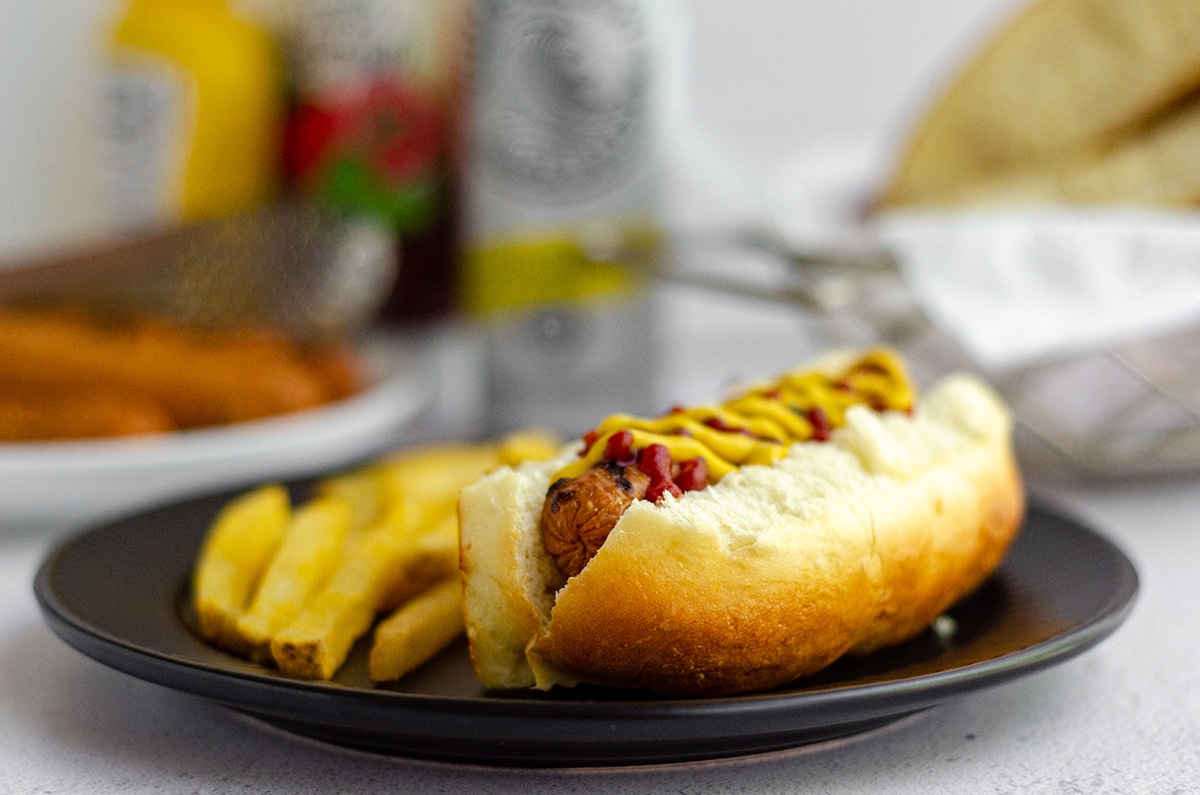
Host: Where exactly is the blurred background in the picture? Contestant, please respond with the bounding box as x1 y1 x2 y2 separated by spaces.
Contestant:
0 0 1012 256
5 0 1200 531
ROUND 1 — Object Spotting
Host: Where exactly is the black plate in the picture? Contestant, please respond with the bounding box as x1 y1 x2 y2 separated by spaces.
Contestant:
33 489 1137 768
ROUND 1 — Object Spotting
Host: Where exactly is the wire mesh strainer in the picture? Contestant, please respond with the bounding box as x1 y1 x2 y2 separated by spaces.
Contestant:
0 202 398 341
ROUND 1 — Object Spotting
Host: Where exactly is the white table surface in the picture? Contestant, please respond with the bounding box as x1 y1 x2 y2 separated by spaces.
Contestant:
3 288 1199 794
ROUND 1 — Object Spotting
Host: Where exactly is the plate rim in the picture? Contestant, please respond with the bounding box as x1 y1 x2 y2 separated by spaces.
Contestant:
32 497 1139 765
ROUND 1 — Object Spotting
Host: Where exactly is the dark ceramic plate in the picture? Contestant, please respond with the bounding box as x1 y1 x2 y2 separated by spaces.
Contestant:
34 488 1137 768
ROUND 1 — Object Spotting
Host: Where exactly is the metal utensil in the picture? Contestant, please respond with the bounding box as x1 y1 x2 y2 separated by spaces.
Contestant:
580 227 900 314
0 202 398 340
593 231 1200 479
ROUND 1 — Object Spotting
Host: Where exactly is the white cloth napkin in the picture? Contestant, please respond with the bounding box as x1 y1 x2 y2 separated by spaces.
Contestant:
874 208 1200 370
762 143 1200 371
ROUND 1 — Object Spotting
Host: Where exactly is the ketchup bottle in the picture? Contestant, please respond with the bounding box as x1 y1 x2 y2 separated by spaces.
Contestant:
280 0 461 325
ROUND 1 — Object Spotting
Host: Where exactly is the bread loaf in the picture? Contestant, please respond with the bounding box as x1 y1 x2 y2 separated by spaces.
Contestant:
881 0 1200 208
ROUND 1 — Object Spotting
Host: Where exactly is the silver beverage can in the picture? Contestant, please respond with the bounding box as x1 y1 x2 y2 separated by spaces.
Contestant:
460 0 670 436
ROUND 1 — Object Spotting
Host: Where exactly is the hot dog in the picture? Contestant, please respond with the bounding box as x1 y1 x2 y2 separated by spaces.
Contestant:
458 348 1025 696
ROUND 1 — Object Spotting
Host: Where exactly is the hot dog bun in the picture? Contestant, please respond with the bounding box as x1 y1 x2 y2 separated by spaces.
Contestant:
458 355 1025 696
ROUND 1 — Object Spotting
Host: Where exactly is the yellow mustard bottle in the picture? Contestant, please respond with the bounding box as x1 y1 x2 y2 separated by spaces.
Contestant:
104 0 283 227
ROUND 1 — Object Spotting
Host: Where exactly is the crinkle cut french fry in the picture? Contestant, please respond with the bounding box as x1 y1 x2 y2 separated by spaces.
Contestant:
234 495 352 659
192 485 290 653
269 515 412 680
369 578 465 683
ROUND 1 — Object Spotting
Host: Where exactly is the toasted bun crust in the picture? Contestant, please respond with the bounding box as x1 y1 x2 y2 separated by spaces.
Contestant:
459 371 1024 696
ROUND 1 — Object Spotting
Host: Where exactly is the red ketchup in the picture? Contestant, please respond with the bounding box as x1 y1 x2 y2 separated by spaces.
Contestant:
702 416 754 437
674 457 708 492
807 406 832 442
603 429 637 466
638 444 682 503
576 358 911 507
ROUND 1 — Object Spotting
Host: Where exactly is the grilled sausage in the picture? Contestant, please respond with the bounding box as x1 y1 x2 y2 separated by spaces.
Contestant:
541 462 650 577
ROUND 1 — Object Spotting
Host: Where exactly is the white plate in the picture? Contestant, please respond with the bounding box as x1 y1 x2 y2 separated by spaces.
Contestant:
0 334 434 535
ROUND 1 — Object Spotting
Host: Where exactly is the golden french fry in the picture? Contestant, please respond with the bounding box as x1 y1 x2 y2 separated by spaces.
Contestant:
319 441 514 535
368 578 465 683
234 495 352 659
200 436 549 680
379 511 459 612
192 484 290 652
269 502 420 680
497 428 563 466
374 444 503 531
268 493 464 680
315 468 387 531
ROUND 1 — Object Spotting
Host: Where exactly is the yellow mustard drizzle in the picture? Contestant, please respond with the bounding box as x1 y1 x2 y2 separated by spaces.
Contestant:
553 348 915 484
678 406 789 442
594 414 783 466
